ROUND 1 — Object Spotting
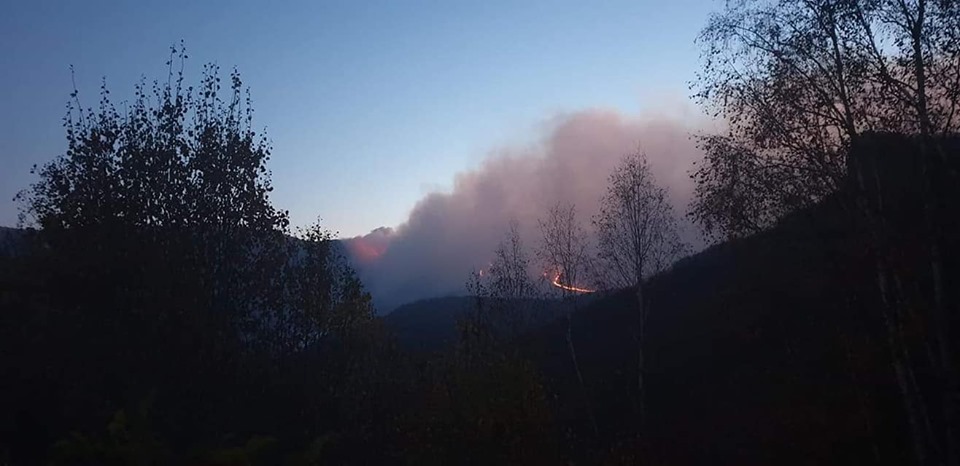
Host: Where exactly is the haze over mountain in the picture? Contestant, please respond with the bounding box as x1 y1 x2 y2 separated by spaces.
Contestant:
3 0 960 462
343 108 709 312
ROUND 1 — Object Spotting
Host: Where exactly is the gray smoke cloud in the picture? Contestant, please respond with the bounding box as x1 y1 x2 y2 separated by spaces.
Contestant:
344 108 709 312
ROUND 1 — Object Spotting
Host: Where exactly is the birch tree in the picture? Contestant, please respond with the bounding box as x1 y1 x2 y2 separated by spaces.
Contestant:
692 1 960 463
537 203 598 438
594 150 684 432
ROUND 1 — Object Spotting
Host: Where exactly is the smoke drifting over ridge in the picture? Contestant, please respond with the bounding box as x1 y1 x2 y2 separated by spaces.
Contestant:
344 109 708 313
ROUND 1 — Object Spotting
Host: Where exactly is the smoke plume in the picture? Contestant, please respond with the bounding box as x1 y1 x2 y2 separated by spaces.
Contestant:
343 109 708 312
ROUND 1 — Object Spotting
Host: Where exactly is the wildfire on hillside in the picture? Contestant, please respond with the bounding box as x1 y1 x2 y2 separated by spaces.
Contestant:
549 270 595 294
476 264 595 294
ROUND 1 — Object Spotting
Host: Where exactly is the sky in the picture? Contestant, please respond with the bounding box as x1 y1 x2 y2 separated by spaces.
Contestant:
0 0 717 236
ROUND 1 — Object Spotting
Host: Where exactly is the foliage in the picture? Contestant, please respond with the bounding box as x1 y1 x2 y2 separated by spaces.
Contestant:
51 397 168 466
197 435 278 466
594 150 685 288
690 0 960 239
465 220 546 346
692 2 960 464
0 45 376 464
537 203 593 295
398 344 558 466
2 12 958 464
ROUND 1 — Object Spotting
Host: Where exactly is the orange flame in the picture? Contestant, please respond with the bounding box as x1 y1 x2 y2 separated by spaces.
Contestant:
346 237 388 263
550 271 595 294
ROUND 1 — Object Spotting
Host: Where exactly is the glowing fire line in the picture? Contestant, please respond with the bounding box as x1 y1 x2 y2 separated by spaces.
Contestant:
478 263 594 294
550 271 595 294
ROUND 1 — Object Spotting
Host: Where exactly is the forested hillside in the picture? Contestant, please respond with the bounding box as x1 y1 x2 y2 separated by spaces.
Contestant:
3 0 960 463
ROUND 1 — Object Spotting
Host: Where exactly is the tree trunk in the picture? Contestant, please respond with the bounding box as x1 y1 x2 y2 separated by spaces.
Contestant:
837 316 882 464
852 147 934 465
566 309 598 439
915 136 957 466
636 282 646 435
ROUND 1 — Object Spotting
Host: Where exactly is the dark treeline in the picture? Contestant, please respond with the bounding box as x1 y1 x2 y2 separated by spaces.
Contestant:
3 0 960 464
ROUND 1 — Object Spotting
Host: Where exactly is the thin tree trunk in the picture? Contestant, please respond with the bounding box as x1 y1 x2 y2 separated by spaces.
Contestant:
915 136 957 466
636 282 646 435
904 11 955 461
853 149 933 466
878 258 933 466
566 309 599 439
837 315 882 464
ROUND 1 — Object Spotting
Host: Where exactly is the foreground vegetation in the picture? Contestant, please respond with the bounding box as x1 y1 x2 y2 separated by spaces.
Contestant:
2 0 960 463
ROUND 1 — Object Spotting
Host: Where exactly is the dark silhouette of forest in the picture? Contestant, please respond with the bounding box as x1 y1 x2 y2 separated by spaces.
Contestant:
2 1 960 464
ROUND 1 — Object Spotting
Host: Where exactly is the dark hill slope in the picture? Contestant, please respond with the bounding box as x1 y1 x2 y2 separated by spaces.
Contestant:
383 296 475 352
383 295 592 352
518 133 960 465
522 201 907 465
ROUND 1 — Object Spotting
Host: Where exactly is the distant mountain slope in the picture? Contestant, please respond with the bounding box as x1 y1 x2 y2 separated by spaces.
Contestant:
382 296 475 352
0 227 29 257
382 294 600 352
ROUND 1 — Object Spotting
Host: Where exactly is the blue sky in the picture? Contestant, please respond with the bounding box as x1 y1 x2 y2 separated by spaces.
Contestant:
0 0 716 236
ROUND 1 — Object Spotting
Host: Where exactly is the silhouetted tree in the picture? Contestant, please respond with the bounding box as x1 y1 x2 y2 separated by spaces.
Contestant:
594 149 684 433
466 219 543 345
399 348 558 466
270 220 374 360
692 1 960 463
17 44 293 351
429 221 558 466
488 219 539 303
4 44 376 462
692 0 960 238
537 203 598 438
595 150 684 288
